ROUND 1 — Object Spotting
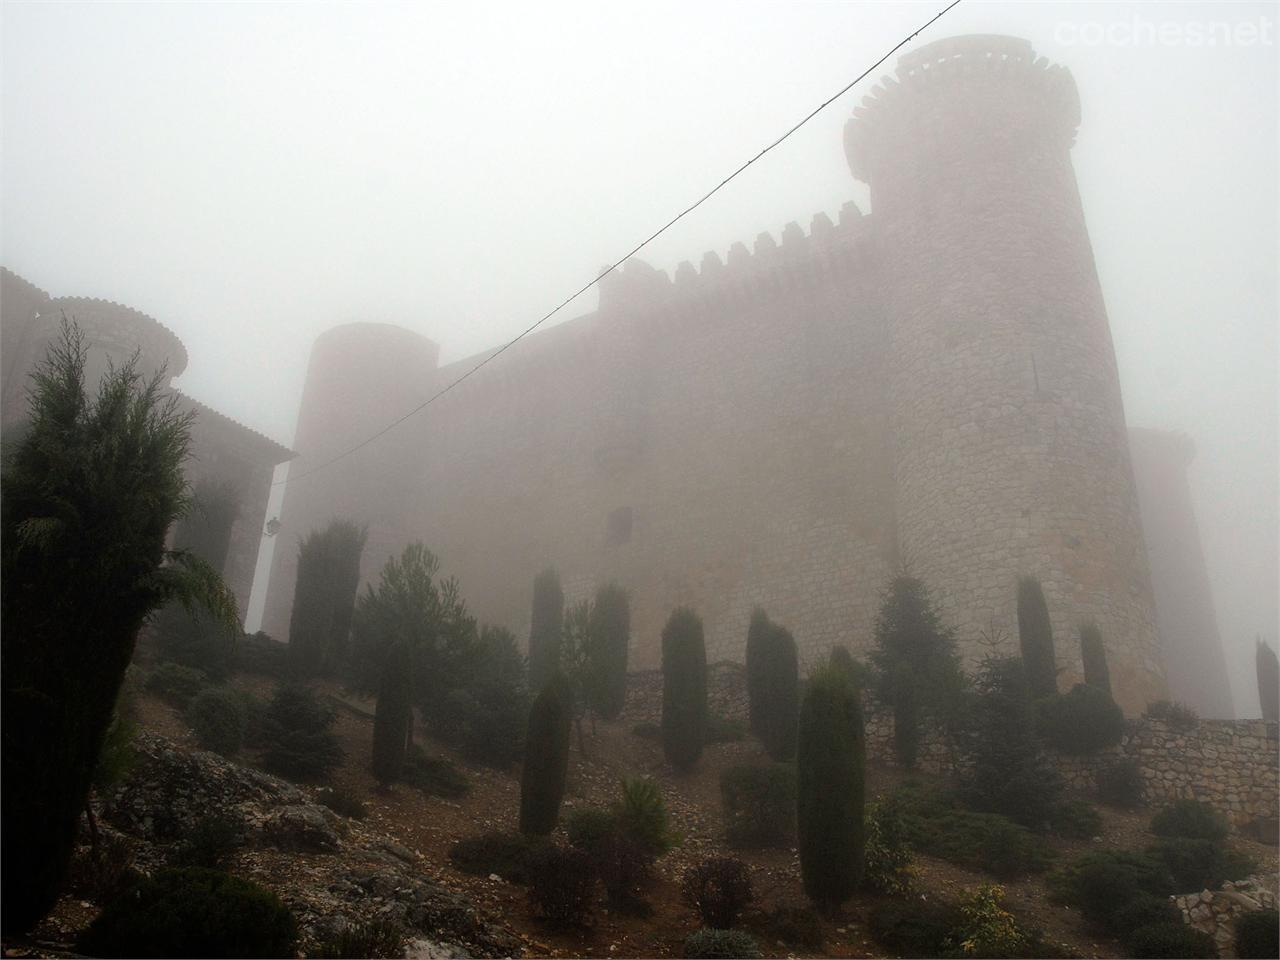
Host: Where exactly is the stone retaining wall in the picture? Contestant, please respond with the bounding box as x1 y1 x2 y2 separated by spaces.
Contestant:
1174 876 1277 959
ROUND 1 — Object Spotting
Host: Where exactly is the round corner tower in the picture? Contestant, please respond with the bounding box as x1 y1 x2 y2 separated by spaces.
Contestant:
262 321 440 640
845 35 1165 712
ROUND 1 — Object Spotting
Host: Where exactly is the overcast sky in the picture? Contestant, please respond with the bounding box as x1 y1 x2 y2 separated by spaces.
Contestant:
3 0 1275 713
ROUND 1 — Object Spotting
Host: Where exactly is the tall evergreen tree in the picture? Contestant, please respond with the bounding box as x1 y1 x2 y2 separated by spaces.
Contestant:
588 582 630 721
1079 623 1112 696
1 322 237 935
288 519 367 677
1017 576 1058 699
661 607 707 771
760 623 799 762
745 607 772 738
871 574 964 768
1257 638 1279 723
371 642 413 785
528 568 564 692
519 676 573 835
797 666 865 914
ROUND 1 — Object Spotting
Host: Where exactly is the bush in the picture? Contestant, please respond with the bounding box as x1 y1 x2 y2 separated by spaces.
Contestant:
259 684 343 781
867 900 957 957
1148 838 1254 892
616 777 674 857
519 677 572 835
525 844 596 926
371 642 412 785
682 928 762 959
797 666 864 912
68 832 139 904
1126 922 1218 958
1151 799 1230 842
1049 799 1103 840
455 678 527 770
315 786 367 820
1017 576 1058 699
170 814 244 869
310 919 407 959
79 867 298 958
949 884 1030 958
720 763 795 847
567 807 619 851
145 662 209 708
682 857 753 928
186 688 247 756
568 813 652 911
1111 894 1182 932
237 631 290 678
448 832 542 884
152 605 238 683
403 745 469 799
764 906 824 951
1144 699 1199 731
1036 683 1125 755
661 607 707 770
1097 758 1146 808
1048 849 1173 933
862 798 915 895
1236 909 1279 960
705 714 746 744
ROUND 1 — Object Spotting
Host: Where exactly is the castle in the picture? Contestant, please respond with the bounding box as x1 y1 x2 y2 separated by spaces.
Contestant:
0 35 1237 718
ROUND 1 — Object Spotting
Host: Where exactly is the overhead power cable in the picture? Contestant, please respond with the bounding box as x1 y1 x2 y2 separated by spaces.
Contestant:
275 0 963 488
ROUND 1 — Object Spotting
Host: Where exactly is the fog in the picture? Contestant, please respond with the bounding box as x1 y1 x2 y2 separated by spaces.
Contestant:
2 1 1275 713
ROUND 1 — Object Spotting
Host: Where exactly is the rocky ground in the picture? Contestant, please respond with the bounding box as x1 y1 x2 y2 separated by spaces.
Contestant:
9 665 1279 959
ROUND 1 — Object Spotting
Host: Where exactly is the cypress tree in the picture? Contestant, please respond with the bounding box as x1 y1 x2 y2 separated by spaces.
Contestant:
1080 623 1112 696
891 662 920 769
371 642 412 785
661 607 707 771
829 644 856 678
745 608 772 738
1017 576 1058 699
1258 638 1279 724
797 666 865 914
519 676 572 835
288 520 366 677
761 623 799 762
528 568 564 692
588 582 630 720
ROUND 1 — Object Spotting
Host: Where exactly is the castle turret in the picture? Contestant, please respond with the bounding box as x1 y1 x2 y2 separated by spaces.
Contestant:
262 322 439 640
845 35 1164 711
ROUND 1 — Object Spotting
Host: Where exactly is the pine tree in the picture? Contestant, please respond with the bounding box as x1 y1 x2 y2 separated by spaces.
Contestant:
745 608 772 738
760 623 799 762
797 666 865 914
371 642 412 785
1 321 237 935
1017 576 1058 700
661 607 707 771
588 582 630 721
519 676 573 835
528 568 564 692
1257 638 1279 723
1080 623 1111 696
288 520 367 677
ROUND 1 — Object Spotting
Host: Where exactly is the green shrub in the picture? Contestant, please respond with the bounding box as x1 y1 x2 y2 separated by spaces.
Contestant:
237 631 290 678
371 642 412 785
315 786 367 820
259 684 343 781
1049 799 1103 840
949 883 1030 958
682 928 762 959
1150 799 1229 842
705 714 746 744
764 906 824 951
152 605 238 683
1144 699 1199 731
170 814 244 870
79 867 298 958
719 763 795 847
1017 576 1059 699
1111 894 1182 932
570 816 652 912
1097 758 1146 808
145 662 209 708
867 900 957 957
1079 623 1111 695
1126 922 1218 958
519 677 572 836
67 832 139 905
528 568 563 692
682 857 753 928
403 745 469 799
1048 849 1173 933
455 677 527 770
661 607 707 771
862 798 915 894
616 777 674 857
588 582 630 721
1147 838 1254 891
186 687 247 756
631 721 661 741
1037 683 1126 755
525 844 596 926
448 832 542 884
566 807 619 852
1236 909 1279 959
310 919 407 959
797 666 864 912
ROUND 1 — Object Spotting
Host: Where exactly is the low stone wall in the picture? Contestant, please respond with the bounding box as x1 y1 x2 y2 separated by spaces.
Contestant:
1174 876 1278 958
623 664 1280 828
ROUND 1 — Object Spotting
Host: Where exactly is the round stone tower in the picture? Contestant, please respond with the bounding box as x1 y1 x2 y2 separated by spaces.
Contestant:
845 35 1165 712
262 322 439 641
